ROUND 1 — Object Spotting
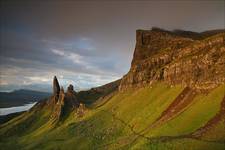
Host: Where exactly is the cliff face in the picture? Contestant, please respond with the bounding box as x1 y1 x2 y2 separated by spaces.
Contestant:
119 28 225 91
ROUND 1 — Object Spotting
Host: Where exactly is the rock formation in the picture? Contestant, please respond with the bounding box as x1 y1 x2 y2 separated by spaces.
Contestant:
50 77 79 123
119 28 225 91
53 76 60 96
76 103 87 118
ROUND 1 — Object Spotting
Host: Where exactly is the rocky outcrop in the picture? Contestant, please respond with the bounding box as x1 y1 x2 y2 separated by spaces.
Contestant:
53 76 60 96
119 28 225 91
76 103 87 118
50 77 79 123
51 87 65 122
28 77 119 123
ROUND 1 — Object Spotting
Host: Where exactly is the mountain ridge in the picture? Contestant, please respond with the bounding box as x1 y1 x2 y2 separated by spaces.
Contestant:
0 28 224 150
119 28 225 91
0 89 51 108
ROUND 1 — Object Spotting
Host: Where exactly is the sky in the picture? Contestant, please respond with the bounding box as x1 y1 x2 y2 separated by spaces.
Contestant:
0 0 224 92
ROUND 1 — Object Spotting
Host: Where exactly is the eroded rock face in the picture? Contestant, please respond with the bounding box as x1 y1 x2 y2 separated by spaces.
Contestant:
65 84 79 108
119 28 225 91
51 87 65 122
50 77 79 123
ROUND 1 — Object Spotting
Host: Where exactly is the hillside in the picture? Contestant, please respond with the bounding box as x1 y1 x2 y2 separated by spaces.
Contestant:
77 79 121 105
0 28 224 150
0 89 51 108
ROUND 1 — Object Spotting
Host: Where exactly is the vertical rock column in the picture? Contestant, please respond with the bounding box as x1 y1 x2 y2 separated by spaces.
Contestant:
53 76 60 96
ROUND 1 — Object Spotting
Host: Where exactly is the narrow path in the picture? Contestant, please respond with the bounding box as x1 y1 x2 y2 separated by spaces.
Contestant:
98 110 149 149
98 88 197 149
99 107 223 150
96 87 224 149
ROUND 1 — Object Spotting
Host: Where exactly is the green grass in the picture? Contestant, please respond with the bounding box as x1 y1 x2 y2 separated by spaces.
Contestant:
146 85 225 137
102 82 184 133
0 83 224 150
131 137 225 150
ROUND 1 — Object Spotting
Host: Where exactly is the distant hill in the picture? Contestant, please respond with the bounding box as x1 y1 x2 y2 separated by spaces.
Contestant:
0 111 24 124
77 79 121 105
0 89 51 108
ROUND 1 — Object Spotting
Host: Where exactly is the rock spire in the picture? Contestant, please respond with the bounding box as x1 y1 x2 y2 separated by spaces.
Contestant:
53 76 60 96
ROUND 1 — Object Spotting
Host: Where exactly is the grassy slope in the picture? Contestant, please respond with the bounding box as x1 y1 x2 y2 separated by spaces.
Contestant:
130 85 225 150
147 85 225 137
0 83 225 150
201 119 225 142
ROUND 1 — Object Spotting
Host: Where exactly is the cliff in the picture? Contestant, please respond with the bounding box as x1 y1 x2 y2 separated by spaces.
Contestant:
119 28 225 91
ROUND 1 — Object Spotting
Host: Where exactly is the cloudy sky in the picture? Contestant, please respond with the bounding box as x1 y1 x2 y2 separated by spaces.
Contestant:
0 0 224 92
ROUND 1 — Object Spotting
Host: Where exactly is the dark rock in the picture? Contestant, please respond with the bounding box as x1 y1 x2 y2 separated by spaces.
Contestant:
50 78 79 123
67 84 76 94
53 76 60 96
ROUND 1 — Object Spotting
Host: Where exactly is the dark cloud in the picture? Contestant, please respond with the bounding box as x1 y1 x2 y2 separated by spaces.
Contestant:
0 0 224 91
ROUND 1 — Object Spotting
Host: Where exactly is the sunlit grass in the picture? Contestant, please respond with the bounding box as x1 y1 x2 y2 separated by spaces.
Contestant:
0 83 224 150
